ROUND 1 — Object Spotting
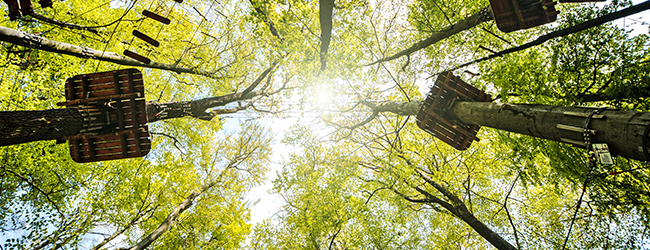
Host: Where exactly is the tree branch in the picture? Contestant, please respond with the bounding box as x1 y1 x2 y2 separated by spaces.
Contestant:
249 0 284 41
367 6 491 66
4 168 65 218
443 1 650 73
25 13 99 34
0 26 227 78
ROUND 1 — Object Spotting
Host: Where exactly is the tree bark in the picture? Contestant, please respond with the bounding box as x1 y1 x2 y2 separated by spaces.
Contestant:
0 65 275 146
0 108 83 146
451 102 650 161
361 100 650 161
0 26 224 78
319 0 335 71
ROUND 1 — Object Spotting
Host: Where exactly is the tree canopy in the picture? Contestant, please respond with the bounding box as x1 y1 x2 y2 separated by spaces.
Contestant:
1 0 649 248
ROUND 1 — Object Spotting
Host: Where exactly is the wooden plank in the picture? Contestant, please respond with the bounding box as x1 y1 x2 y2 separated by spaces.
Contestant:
67 70 143 84
115 100 125 130
124 50 151 64
67 85 145 100
120 134 128 156
82 75 90 99
77 143 151 159
57 93 141 106
133 30 160 47
19 0 32 15
142 10 171 25
87 137 96 161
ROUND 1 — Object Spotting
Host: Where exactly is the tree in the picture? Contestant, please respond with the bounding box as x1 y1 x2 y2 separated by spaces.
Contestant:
0 0 281 248
2 0 650 248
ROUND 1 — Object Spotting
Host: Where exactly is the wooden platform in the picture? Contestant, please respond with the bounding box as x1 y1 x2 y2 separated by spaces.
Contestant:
59 69 151 163
416 72 492 150
490 0 559 33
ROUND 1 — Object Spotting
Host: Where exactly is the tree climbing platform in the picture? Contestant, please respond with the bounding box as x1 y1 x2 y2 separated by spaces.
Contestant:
490 0 559 33
416 72 492 150
58 69 151 163
3 0 53 20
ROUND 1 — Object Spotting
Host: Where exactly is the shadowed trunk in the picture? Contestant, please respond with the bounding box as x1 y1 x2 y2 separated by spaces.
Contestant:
0 108 84 146
319 0 334 70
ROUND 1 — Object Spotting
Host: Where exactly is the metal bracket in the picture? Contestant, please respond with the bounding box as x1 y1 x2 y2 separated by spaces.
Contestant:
23 32 43 48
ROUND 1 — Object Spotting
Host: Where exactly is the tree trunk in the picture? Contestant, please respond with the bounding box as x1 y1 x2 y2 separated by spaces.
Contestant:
451 102 650 161
127 181 216 250
415 169 518 250
0 108 84 146
319 0 335 71
0 26 224 78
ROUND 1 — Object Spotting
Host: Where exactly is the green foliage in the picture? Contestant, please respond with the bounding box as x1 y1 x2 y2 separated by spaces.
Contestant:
2 0 650 248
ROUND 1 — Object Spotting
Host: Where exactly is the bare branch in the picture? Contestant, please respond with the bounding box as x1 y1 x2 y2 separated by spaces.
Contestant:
367 6 492 66
25 13 99 34
442 1 650 73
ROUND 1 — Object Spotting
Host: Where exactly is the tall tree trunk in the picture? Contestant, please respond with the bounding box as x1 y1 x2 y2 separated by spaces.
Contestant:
0 26 224 78
0 108 83 146
127 181 217 250
451 102 650 161
319 0 335 71
417 169 518 250
362 100 650 161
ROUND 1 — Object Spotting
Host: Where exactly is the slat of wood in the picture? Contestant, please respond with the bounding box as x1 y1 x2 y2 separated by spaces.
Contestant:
91 138 146 149
65 78 74 100
115 100 125 130
68 86 145 100
119 111 146 127
142 10 171 24
127 69 136 93
124 50 151 64
113 71 121 95
133 30 160 47
133 130 143 156
82 75 90 99
69 74 143 90
77 142 151 158
73 134 150 149
424 110 480 142
120 134 128 156
87 138 96 161
57 93 141 106
19 0 33 15
69 139 80 162
68 71 143 84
